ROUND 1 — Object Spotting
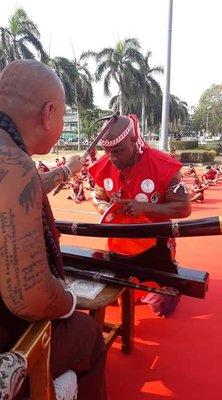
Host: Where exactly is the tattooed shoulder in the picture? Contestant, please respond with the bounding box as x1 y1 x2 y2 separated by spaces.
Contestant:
0 132 35 180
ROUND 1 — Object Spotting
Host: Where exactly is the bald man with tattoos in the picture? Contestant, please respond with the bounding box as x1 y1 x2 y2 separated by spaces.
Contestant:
0 60 106 400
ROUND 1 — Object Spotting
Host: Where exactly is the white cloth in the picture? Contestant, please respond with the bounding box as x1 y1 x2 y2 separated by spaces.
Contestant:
0 352 78 400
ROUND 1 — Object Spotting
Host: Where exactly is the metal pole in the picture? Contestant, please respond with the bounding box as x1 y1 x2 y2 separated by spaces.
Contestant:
160 0 174 151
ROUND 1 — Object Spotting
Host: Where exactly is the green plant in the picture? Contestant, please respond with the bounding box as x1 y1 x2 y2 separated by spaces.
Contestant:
179 150 216 163
169 140 198 150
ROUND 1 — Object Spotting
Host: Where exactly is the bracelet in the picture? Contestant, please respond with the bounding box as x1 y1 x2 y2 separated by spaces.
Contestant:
59 289 77 319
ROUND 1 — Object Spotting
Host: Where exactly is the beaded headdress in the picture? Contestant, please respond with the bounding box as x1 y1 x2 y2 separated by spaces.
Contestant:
98 114 146 153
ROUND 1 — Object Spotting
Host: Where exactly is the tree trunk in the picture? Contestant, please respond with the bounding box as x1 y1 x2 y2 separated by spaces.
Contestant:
77 104 81 151
141 96 146 137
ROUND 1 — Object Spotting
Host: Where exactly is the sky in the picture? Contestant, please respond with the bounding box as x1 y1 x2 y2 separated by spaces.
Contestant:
1 0 222 110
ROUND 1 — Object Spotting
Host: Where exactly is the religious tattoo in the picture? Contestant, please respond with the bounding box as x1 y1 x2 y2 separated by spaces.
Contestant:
19 175 39 214
0 137 34 177
0 210 47 316
39 168 64 194
0 209 23 312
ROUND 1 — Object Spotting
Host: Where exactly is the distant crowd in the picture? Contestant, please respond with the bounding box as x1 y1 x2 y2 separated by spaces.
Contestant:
37 149 97 203
183 163 222 203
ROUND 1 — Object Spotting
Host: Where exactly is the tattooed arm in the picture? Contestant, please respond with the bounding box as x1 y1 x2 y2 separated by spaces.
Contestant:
0 137 73 320
92 184 110 214
39 167 66 194
39 155 83 194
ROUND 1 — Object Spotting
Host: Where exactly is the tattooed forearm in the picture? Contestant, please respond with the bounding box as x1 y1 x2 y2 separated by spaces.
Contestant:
39 168 65 194
19 175 39 214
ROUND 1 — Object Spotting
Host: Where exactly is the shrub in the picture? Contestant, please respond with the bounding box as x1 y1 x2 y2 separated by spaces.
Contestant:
179 150 216 163
169 140 198 150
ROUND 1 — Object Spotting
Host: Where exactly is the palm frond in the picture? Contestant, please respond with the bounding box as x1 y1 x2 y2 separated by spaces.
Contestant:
103 70 112 97
95 61 108 82
124 37 141 49
96 48 113 61
18 40 35 59
19 29 48 61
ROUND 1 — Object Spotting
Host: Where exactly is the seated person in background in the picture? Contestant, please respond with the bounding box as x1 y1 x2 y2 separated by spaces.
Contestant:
213 164 222 181
61 156 66 165
202 166 218 185
68 177 86 203
184 163 196 176
0 60 107 400
190 177 206 202
37 160 50 172
55 157 62 167
169 148 177 158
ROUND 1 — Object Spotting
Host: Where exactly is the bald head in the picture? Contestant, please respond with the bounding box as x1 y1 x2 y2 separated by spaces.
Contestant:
0 60 64 114
0 60 66 155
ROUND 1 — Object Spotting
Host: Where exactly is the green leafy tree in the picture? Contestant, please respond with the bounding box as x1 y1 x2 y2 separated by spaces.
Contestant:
87 38 143 114
193 84 222 135
0 8 47 65
81 108 111 141
169 95 189 135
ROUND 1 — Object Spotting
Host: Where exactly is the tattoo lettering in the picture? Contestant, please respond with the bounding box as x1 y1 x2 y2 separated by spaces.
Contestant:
0 209 23 311
0 210 46 315
19 175 39 214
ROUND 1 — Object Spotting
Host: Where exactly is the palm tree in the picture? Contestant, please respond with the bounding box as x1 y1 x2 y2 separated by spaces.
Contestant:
169 95 189 134
137 51 163 136
89 38 143 114
49 54 93 150
0 7 47 66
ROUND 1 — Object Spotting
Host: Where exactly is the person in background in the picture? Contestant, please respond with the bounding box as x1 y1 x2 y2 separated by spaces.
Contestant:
190 177 206 202
184 163 196 176
68 176 86 203
202 166 218 185
37 160 50 172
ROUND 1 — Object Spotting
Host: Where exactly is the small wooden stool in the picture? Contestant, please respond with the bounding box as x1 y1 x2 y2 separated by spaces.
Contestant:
76 284 134 354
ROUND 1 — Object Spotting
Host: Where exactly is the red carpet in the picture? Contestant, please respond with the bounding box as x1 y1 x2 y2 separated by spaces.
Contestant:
49 172 222 400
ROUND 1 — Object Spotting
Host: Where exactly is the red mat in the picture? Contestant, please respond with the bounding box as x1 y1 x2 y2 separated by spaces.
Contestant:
49 174 222 400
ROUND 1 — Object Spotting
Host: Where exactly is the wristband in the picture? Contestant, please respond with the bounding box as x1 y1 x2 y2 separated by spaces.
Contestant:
59 289 77 319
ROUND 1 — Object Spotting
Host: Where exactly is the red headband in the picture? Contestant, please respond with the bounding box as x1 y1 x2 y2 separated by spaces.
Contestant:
99 114 146 153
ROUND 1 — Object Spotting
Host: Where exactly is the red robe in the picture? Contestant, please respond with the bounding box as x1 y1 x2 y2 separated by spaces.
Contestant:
89 146 182 223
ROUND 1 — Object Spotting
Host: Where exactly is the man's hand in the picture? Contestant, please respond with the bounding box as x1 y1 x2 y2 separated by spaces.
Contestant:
66 155 83 176
118 199 147 217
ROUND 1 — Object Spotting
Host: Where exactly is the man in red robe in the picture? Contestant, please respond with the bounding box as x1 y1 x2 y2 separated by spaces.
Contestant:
89 114 191 316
